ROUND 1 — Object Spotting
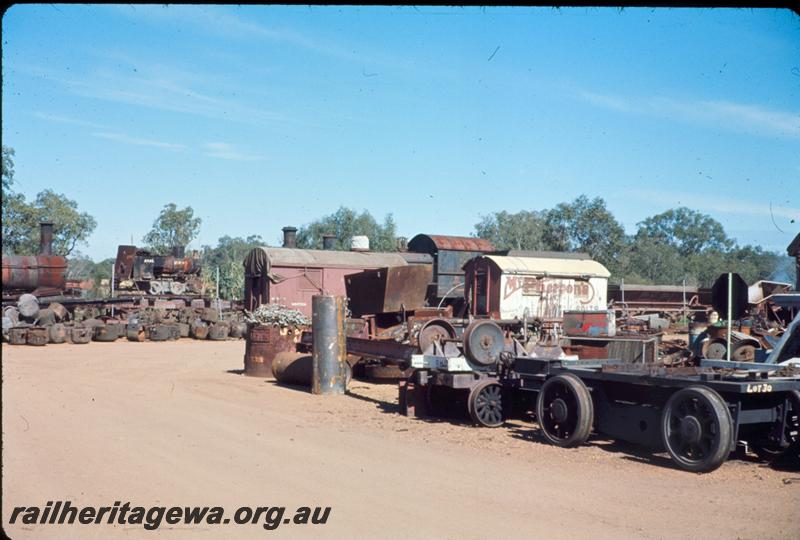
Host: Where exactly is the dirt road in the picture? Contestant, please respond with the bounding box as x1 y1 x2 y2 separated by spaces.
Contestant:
3 341 798 539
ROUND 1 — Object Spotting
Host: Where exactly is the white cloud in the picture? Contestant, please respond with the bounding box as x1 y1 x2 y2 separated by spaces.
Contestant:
575 90 800 139
32 111 107 130
627 189 799 221
203 142 264 162
111 5 357 62
92 131 187 151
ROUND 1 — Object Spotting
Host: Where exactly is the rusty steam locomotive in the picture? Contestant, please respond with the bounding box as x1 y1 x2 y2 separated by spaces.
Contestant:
1 223 68 301
113 245 203 296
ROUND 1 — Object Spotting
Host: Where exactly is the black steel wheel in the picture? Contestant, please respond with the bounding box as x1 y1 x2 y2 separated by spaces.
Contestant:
752 390 800 462
660 386 733 473
536 373 594 447
468 380 504 428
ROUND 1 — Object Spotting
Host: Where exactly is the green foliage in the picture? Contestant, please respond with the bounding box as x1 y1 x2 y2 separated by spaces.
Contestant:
201 235 263 300
143 203 202 253
296 207 397 252
541 195 628 275
622 237 685 285
2 145 15 191
474 196 785 288
636 207 733 256
474 210 547 250
2 146 98 256
2 190 97 256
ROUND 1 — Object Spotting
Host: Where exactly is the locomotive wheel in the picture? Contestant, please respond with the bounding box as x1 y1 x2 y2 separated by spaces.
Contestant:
417 319 456 353
704 339 728 360
468 380 504 428
660 386 733 473
170 281 186 295
462 320 505 367
536 373 594 447
149 281 164 295
731 342 757 362
751 390 800 462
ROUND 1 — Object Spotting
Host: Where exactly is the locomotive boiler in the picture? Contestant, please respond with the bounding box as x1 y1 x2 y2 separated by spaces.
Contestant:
1 223 68 300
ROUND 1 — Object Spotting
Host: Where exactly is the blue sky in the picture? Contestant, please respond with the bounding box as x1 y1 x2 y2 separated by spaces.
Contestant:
2 5 799 260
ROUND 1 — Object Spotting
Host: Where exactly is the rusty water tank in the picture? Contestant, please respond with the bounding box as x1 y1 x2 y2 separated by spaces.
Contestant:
243 324 301 377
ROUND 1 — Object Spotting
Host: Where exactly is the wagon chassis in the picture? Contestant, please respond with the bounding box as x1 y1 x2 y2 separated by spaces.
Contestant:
404 356 800 473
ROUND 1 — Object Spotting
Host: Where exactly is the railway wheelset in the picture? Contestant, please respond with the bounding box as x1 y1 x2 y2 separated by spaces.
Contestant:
405 319 800 473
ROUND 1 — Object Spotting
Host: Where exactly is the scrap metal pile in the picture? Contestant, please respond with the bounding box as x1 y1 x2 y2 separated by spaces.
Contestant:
243 304 310 327
2 293 247 346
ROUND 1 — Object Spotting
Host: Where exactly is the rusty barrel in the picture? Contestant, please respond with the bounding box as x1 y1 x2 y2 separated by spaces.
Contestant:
243 324 299 377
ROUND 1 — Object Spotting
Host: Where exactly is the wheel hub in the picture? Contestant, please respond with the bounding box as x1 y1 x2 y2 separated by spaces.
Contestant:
680 415 702 444
552 398 569 423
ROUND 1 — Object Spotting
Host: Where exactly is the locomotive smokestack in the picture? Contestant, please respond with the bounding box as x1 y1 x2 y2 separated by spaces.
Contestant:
282 226 297 249
40 222 53 255
322 234 336 251
172 245 185 258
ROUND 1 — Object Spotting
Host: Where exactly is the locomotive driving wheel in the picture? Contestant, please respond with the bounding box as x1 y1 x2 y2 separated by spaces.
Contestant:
660 386 733 473
536 373 594 447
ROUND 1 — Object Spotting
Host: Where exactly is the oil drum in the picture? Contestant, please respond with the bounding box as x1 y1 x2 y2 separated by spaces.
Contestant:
26 326 48 346
48 323 67 344
69 326 92 344
244 324 299 377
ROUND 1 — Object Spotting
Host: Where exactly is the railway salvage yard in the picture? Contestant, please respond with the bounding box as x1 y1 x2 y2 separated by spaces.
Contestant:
4 5 800 540
4 339 798 540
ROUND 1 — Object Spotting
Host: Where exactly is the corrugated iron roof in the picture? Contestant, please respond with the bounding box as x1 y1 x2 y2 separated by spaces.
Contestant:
247 247 409 271
409 234 494 252
477 255 610 278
